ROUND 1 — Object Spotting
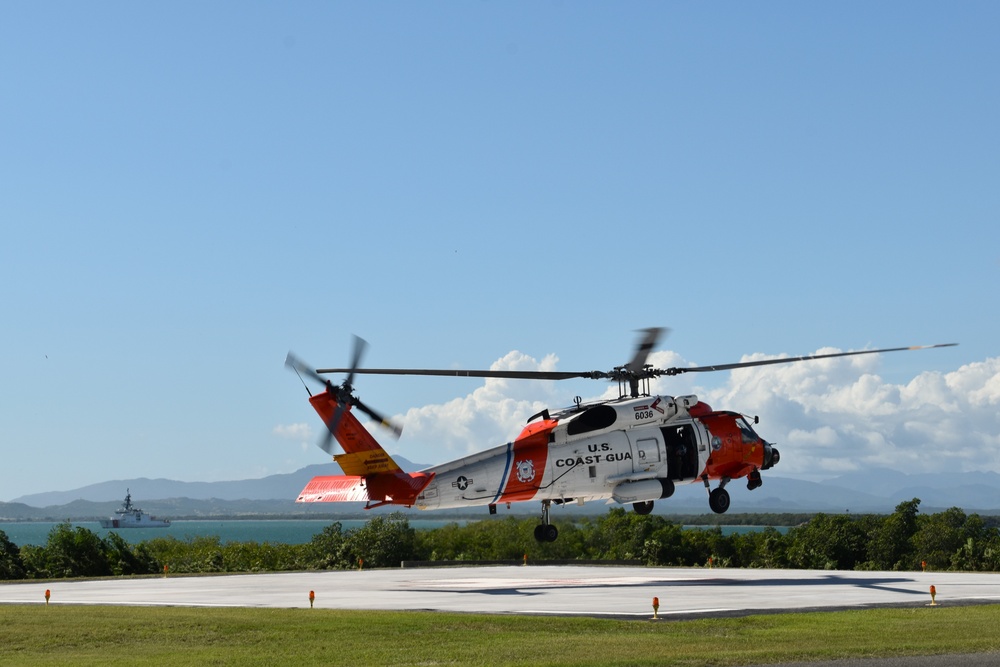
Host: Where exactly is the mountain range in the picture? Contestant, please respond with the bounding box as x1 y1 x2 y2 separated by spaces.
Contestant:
3 464 1000 521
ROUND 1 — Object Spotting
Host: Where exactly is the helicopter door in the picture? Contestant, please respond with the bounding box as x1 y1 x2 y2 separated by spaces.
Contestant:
660 423 698 481
631 436 662 473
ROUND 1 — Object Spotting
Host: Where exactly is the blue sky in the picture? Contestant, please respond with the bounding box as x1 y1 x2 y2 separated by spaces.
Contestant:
1 3 997 501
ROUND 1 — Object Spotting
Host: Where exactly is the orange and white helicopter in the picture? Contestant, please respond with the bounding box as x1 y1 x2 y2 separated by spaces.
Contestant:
285 330 954 542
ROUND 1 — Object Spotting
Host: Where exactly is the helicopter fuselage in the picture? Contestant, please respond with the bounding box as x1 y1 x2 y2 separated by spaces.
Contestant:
414 394 778 514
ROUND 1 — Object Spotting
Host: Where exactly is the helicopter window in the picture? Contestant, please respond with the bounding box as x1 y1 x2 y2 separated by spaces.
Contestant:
736 417 759 445
566 405 618 436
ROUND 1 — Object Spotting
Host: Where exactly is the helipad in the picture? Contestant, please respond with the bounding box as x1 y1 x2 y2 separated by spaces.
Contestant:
3 565 999 618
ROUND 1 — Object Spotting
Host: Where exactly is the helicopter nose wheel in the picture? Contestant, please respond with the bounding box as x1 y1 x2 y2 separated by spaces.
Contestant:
709 488 731 514
704 476 731 514
534 500 559 542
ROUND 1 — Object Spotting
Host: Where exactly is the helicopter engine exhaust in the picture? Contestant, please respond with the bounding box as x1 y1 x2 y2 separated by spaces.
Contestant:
611 478 675 505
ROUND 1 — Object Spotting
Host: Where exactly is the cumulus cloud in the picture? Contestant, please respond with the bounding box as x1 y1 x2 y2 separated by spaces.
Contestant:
700 353 1000 477
343 346 1000 479
272 423 314 451
390 351 566 462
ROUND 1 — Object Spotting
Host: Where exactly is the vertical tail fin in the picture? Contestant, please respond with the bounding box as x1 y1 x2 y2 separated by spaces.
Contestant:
308 392 403 475
298 391 435 507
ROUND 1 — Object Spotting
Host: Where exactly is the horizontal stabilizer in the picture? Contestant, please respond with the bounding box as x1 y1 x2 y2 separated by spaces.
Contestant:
297 471 436 507
297 476 370 503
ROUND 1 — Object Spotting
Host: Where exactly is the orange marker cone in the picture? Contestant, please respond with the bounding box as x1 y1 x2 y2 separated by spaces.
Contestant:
929 585 938 606
309 590 315 608
44 589 50 606
523 553 528 566
652 596 660 620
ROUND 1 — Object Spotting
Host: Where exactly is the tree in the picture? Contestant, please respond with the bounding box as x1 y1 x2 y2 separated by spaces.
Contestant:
863 499 921 571
0 529 25 580
786 514 867 570
104 532 159 576
29 523 111 578
342 513 416 568
308 521 348 569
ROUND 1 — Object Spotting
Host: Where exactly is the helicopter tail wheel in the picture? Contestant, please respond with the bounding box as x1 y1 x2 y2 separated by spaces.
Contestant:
709 487 731 514
633 500 654 515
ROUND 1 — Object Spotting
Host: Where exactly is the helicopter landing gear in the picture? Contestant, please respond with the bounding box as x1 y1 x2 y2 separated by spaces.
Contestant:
534 500 559 542
704 476 731 514
633 500 654 515
747 468 762 491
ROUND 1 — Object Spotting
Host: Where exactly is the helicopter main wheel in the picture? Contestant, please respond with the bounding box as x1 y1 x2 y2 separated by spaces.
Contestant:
709 487 731 514
534 524 558 543
633 500 654 515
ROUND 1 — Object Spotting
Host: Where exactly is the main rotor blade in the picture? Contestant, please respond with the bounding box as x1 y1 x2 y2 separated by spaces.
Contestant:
315 367 608 380
662 343 959 376
626 327 667 374
317 343 957 383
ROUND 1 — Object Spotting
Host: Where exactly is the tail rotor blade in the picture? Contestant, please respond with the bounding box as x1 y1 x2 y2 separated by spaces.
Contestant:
285 352 326 386
344 335 368 390
354 397 403 439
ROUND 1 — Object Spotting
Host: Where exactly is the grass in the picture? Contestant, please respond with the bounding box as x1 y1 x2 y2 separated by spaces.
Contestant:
1 604 1000 666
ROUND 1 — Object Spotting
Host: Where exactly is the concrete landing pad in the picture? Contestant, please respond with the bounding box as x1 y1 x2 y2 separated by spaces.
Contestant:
2 566 998 618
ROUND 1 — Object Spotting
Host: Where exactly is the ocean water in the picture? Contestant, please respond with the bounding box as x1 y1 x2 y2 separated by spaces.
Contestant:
0 520 785 548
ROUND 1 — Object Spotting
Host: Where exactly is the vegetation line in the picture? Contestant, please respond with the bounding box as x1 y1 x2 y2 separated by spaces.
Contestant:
1 498 997 579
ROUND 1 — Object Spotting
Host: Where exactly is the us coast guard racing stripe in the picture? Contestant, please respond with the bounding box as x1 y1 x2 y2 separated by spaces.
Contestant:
491 442 515 504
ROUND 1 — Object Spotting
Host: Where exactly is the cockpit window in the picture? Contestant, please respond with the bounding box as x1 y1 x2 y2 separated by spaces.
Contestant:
566 405 617 436
736 417 759 445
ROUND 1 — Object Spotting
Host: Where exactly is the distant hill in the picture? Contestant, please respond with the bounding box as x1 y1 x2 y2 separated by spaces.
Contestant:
4 462 999 522
10 457 427 507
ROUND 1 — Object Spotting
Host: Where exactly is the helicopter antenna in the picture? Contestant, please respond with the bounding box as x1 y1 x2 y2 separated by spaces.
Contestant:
289 363 313 397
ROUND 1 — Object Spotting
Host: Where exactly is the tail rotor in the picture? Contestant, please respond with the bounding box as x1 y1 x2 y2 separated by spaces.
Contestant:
285 336 402 455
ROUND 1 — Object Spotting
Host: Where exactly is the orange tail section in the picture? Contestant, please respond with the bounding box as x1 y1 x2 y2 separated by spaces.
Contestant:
297 391 434 508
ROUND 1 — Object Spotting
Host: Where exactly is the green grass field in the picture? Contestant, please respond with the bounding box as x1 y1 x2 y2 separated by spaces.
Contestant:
2 604 1000 666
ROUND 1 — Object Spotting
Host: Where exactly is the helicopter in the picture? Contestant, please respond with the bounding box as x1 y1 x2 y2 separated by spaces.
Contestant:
285 329 955 542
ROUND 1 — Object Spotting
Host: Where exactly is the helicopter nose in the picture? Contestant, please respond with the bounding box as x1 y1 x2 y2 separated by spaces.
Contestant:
762 443 780 470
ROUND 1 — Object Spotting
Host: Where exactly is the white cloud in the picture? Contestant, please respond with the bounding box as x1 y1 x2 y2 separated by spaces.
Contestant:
272 423 314 451
390 351 564 463
702 352 1000 477
341 346 1000 479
